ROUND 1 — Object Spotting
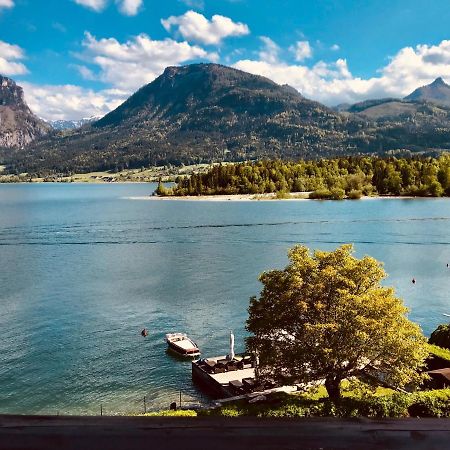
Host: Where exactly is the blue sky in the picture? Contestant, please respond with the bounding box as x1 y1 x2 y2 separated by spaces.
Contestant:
2 0 450 120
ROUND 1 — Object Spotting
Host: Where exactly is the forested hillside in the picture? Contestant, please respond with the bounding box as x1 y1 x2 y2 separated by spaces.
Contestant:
4 65 450 176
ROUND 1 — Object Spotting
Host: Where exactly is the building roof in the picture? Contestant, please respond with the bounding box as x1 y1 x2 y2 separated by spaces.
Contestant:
427 368 450 381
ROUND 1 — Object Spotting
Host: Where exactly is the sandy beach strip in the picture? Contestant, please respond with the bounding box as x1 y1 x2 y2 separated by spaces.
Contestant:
123 193 429 201
124 193 312 201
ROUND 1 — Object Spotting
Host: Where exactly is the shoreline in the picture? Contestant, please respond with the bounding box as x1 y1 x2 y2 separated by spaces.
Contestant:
125 193 427 202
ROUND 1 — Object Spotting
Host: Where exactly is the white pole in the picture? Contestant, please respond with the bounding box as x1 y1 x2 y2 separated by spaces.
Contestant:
229 330 235 360
255 350 260 379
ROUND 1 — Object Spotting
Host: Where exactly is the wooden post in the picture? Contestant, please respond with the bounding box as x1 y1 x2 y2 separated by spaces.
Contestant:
144 396 147 414
179 390 182 409
101 404 103 416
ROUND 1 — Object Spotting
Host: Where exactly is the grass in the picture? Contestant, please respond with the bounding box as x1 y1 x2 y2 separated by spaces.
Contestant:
0 163 220 184
136 378 450 419
198 387 450 419
427 343 450 362
137 410 197 417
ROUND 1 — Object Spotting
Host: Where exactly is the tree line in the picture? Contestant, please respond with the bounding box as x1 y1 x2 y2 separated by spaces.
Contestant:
158 154 450 198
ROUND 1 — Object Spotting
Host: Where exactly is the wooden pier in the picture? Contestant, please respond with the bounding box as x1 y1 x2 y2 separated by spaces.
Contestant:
192 355 257 398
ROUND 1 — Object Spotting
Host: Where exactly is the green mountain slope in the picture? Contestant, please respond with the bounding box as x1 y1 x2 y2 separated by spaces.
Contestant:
3 66 450 175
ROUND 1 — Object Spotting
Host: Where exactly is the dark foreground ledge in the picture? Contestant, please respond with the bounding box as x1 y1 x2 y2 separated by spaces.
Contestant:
1 415 450 450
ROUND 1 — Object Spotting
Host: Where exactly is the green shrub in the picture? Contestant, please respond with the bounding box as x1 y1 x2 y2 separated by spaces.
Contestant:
275 190 290 199
141 409 197 417
329 187 345 200
347 189 363 200
408 390 450 417
427 343 450 363
309 189 332 199
200 388 450 418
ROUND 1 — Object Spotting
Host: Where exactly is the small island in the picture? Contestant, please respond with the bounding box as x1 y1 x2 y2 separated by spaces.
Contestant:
155 155 450 200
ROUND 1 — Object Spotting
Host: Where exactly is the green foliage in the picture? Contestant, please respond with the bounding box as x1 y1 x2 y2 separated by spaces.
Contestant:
329 187 345 200
155 178 168 196
309 188 332 199
408 390 450 417
200 389 450 418
429 324 450 350
427 343 450 362
347 189 363 199
166 155 450 198
246 244 428 399
275 190 290 199
140 410 197 417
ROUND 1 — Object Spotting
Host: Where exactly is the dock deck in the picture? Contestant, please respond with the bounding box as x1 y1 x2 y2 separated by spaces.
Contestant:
192 355 257 398
210 367 255 386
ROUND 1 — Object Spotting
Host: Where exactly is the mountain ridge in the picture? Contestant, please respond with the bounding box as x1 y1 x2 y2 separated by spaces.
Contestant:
404 77 450 106
3 67 450 174
11 63 356 174
49 116 101 131
0 75 51 149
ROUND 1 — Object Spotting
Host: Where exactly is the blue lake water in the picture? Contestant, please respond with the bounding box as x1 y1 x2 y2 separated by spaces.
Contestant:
0 183 450 414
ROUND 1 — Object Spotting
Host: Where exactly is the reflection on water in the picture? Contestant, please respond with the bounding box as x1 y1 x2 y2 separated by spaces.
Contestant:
0 183 449 414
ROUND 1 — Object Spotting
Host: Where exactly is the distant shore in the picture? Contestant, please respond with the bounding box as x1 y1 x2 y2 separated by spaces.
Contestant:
126 193 423 201
0 163 217 184
127 193 308 201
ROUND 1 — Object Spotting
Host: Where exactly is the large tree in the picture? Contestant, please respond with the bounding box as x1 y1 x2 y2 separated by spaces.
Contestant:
246 244 428 400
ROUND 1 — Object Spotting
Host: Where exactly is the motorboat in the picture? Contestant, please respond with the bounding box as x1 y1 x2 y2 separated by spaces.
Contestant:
165 333 200 358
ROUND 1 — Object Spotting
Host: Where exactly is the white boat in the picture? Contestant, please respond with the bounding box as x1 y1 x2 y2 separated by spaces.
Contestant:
165 333 201 358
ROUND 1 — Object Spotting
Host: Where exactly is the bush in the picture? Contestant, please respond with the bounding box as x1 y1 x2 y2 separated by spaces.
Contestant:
329 187 345 200
427 343 450 363
200 389 450 418
347 189 363 200
275 190 290 199
309 188 332 199
408 390 450 417
141 409 197 417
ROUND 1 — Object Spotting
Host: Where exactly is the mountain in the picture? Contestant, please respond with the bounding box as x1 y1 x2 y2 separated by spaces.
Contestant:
334 79 450 119
340 98 447 120
4 65 450 175
49 116 101 131
0 75 51 149
14 64 358 174
404 77 450 107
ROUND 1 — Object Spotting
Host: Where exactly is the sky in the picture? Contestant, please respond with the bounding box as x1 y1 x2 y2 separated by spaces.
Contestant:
2 0 450 120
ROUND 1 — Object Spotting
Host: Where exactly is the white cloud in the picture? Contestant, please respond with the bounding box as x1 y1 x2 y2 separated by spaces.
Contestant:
12 31 217 120
20 32 450 121
290 40 312 62
234 39 450 106
258 36 280 64
79 31 215 91
0 0 14 10
73 64 97 80
74 0 107 12
161 10 249 45
330 44 340 51
74 0 143 15
0 41 28 76
22 82 126 121
115 0 142 16
179 0 204 8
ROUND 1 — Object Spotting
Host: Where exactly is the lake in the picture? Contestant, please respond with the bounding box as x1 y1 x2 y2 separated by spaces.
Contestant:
0 183 449 414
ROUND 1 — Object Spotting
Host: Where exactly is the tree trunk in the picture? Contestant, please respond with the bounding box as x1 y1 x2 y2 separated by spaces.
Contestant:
325 376 342 400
